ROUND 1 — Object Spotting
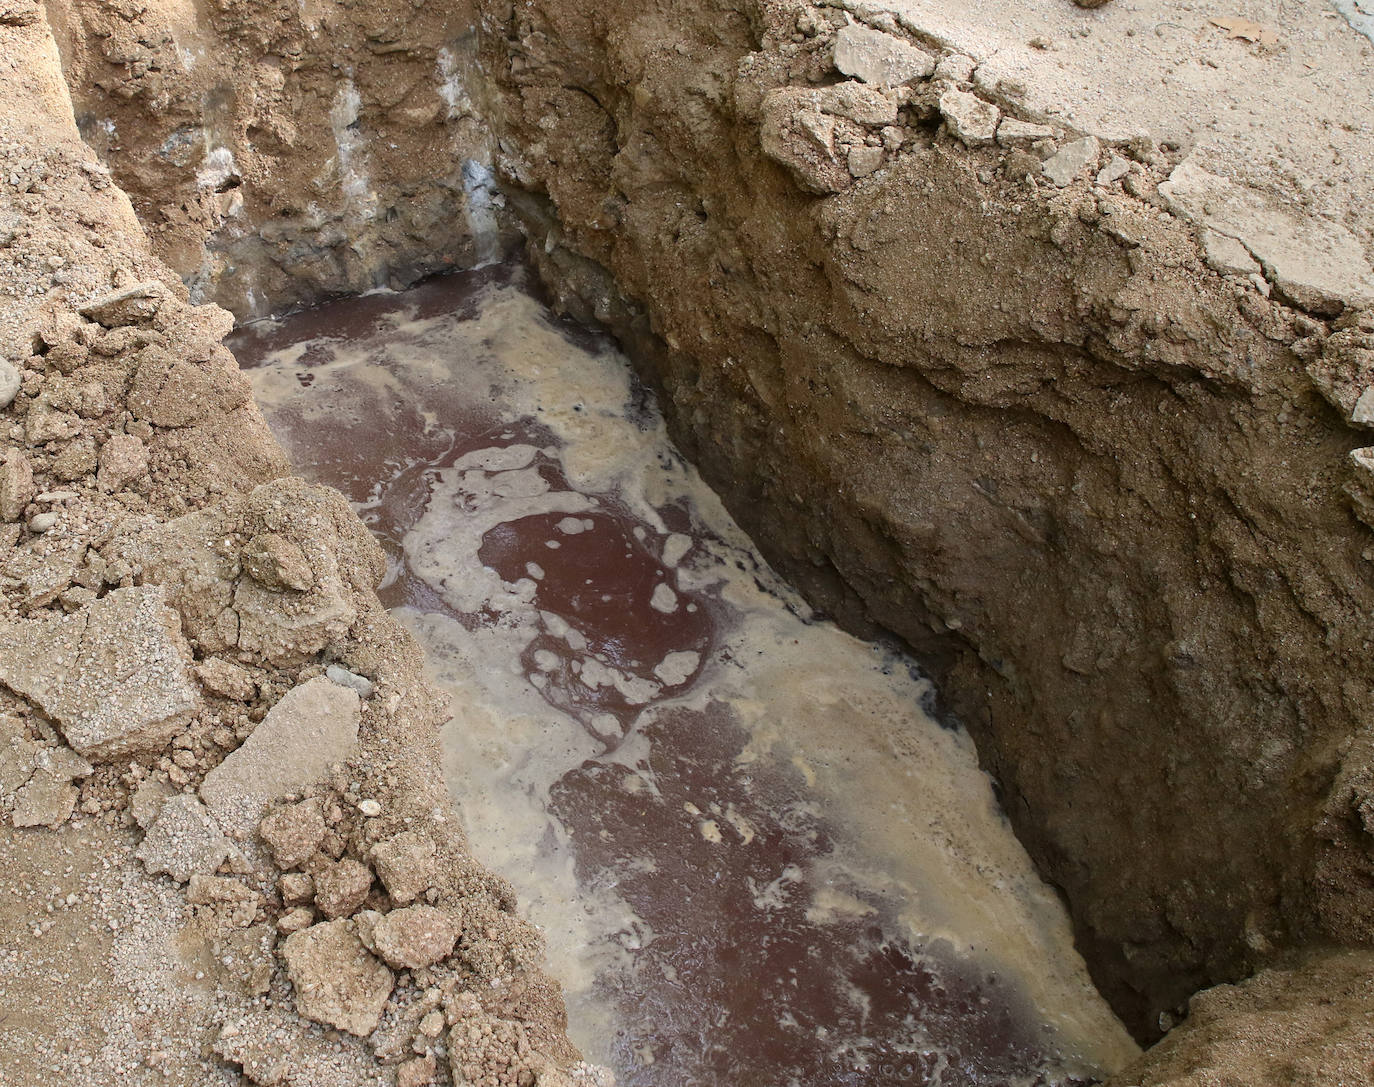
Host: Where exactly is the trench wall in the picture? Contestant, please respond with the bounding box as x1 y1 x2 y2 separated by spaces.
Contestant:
473 0 1374 1039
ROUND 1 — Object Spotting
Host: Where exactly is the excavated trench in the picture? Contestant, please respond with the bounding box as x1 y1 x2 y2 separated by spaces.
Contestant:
226 263 1138 1084
17 0 1374 1082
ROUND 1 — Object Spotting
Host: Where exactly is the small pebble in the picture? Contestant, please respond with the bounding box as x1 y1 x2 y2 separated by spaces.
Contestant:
358 799 382 817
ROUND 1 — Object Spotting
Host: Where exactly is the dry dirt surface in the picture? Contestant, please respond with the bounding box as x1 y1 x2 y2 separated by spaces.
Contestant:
4 0 1374 1084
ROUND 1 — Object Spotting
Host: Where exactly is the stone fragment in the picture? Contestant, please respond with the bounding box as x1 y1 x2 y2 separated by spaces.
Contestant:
324 664 374 698
0 449 34 522
0 535 84 610
258 797 327 870
0 585 200 759
397 1054 438 1087
277 905 315 934
1348 448 1374 529
996 118 1054 147
281 919 394 1037
1096 154 1131 186
371 830 437 906
96 433 148 492
242 532 313 591
78 281 170 327
313 856 373 919
199 677 361 837
52 438 97 481
111 478 379 665
280 870 315 905
12 772 78 827
0 716 38 798
938 88 999 147
195 657 257 701
136 793 238 882
1200 229 1261 278
1042 136 1101 187
832 24 934 87
934 53 976 83
1353 389 1374 427
0 359 19 411
12 747 91 829
369 905 460 970
24 398 79 445
847 145 885 178
130 776 177 829
1161 159 1374 313
187 874 263 927
760 90 851 194
816 82 899 126
127 347 252 428
28 511 57 533
418 1010 445 1039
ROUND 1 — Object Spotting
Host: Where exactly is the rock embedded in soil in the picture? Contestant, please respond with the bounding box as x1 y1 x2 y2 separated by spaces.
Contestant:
281 919 394 1037
115 478 382 666
199 676 361 837
95 432 148 492
1041 135 1100 186
367 905 459 970
78 280 170 326
279 870 315 905
0 584 200 759
186 874 263 927
311 855 373 919
130 776 177 829
370 830 437 906
11 745 91 829
0 448 34 522
832 24 935 88
0 358 19 410
996 117 1054 147
242 532 314 591
136 793 241 883
325 663 374 698
259 797 327 870
939 87 1000 147
195 656 257 702
396 1054 438 1087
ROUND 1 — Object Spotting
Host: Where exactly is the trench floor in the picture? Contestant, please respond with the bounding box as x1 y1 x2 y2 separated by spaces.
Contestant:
229 263 1137 1086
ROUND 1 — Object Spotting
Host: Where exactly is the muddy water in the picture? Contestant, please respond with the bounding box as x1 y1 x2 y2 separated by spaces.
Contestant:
231 265 1138 1086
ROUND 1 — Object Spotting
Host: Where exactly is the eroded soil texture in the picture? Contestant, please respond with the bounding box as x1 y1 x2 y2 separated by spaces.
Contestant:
231 265 1139 1086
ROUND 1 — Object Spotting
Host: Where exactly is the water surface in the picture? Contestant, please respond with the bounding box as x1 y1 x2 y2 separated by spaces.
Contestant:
231 265 1137 1086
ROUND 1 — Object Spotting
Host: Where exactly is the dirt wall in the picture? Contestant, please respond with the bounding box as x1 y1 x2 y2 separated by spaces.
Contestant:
473 0 1374 1040
44 0 519 318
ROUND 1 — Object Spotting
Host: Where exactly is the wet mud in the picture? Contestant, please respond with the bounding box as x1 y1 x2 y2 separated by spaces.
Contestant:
231 264 1138 1086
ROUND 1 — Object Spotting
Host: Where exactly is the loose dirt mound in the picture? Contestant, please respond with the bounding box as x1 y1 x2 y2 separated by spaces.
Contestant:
0 13 603 1086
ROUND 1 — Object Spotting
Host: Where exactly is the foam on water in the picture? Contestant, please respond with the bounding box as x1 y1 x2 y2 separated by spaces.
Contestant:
234 266 1139 1086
